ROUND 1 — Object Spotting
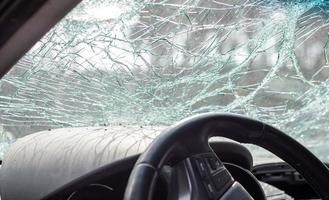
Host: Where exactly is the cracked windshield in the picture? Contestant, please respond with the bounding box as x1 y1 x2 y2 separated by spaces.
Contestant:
1 0 329 163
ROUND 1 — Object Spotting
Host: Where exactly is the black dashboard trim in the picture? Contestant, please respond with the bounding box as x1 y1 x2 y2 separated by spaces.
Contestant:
43 155 139 200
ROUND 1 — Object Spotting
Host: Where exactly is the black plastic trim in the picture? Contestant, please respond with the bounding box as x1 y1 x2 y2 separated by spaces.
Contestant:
0 0 48 48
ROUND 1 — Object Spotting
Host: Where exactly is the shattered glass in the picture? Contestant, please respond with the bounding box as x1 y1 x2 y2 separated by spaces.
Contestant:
1 0 329 161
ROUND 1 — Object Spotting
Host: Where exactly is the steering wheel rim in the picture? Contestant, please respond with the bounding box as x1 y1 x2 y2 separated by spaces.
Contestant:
124 113 329 200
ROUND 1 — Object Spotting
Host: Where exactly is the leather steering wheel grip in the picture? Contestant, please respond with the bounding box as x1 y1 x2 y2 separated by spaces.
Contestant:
124 113 329 200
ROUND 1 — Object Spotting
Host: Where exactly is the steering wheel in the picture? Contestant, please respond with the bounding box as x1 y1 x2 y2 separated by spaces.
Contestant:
123 113 329 200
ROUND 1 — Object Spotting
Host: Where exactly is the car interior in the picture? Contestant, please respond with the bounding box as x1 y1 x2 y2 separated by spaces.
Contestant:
0 0 329 200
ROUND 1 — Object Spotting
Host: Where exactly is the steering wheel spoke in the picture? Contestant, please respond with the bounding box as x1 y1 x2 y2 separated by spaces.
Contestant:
169 152 253 200
168 156 210 200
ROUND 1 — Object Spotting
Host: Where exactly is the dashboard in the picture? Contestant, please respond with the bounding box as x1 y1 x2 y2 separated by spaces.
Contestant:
60 158 291 200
